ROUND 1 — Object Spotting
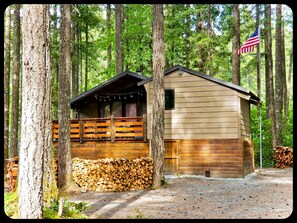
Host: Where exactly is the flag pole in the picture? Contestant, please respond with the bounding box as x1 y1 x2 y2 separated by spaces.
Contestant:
257 26 262 174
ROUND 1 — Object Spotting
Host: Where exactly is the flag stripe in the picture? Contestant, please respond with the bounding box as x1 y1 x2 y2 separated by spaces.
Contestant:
237 27 260 55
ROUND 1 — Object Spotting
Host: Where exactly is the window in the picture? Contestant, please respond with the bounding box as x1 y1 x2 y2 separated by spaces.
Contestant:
165 89 175 110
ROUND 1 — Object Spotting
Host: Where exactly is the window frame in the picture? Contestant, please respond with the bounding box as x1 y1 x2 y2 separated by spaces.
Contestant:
165 89 175 110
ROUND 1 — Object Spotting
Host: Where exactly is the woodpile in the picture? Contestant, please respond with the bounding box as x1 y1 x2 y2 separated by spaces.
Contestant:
6 156 153 193
53 159 58 184
6 156 19 192
72 157 153 192
273 146 293 168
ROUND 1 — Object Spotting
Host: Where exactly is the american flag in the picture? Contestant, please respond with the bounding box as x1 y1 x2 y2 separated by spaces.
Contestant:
237 27 260 54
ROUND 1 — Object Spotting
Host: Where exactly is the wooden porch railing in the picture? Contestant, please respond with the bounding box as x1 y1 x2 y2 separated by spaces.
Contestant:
52 115 147 143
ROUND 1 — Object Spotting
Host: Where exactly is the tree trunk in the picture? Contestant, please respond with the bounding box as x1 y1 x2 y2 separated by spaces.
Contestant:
19 5 51 218
185 4 190 68
115 4 123 74
58 4 72 191
106 4 111 70
206 4 212 75
76 22 80 95
152 4 165 189
124 5 129 71
79 28 83 94
264 4 277 148
71 9 78 119
85 22 88 92
195 5 204 72
256 4 261 99
43 5 58 206
280 6 288 125
232 4 240 86
275 4 283 146
4 6 11 171
10 4 21 158
286 37 293 119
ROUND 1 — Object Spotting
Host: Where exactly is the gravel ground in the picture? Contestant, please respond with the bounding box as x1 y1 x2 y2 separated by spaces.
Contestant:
65 167 293 219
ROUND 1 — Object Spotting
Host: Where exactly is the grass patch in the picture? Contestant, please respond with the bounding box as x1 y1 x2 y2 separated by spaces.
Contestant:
4 191 18 218
127 208 151 219
4 191 90 219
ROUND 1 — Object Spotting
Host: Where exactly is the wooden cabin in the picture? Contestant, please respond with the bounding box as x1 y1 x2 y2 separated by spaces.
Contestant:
52 65 260 178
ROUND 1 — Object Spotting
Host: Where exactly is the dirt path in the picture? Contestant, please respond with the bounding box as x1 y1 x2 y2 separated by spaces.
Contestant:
65 168 293 219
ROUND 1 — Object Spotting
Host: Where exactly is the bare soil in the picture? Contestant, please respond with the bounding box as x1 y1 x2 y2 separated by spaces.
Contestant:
65 168 293 219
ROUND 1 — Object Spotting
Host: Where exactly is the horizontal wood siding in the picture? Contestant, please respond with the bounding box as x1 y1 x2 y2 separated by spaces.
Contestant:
177 139 244 178
145 70 239 140
53 141 149 160
240 98 251 139
243 139 254 175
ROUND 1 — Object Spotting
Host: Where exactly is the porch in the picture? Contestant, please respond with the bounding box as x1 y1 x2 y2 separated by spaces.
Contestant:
52 115 147 143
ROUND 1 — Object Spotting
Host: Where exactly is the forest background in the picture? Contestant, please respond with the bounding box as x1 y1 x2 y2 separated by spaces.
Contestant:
4 4 293 168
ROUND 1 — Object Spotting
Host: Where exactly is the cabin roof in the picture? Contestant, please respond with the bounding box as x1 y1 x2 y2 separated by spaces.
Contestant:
71 71 148 107
138 65 260 105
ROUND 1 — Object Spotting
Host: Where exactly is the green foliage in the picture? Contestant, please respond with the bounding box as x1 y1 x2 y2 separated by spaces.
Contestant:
4 191 89 219
4 191 18 218
250 100 293 167
44 198 90 219
251 106 274 167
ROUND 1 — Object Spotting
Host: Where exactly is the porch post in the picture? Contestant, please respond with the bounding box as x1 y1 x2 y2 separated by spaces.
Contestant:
143 114 147 143
110 115 115 143
79 119 84 144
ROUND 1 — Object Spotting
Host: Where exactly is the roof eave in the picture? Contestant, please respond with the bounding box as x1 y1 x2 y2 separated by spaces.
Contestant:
71 71 148 105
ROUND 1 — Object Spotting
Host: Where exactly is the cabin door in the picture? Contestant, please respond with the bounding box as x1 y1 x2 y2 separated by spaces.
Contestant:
125 103 137 117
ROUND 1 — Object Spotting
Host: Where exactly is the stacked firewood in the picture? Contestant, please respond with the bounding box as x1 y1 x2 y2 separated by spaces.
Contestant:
53 159 58 184
6 156 19 192
72 157 153 192
273 146 293 168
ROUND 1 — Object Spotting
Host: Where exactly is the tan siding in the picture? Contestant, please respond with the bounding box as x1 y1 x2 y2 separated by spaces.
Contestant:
145 70 240 140
240 98 251 139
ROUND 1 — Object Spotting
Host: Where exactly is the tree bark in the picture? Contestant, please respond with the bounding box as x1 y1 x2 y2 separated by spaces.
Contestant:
4 6 11 170
264 4 277 148
106 4 111 70
85 22 88 91
275 4 283 146
256 4 261 99
10 4 21 158
124 5 129 71
19 5 51 218
195 5 204 72
115 4 123 74
185 4 190 68
206 4 212 75
232 4 240 86
280 6 288 125
152 4 165 189
43 5 58 206
58 4 72 191
71 21 78 98
286 37 293 119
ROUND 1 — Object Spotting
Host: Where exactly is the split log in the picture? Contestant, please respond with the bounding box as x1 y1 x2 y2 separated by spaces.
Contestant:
273 146 293 168
6 156 19 192
72 157 153 192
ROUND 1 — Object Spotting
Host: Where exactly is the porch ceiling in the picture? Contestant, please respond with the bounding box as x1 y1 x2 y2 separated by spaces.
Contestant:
71 71 148 108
